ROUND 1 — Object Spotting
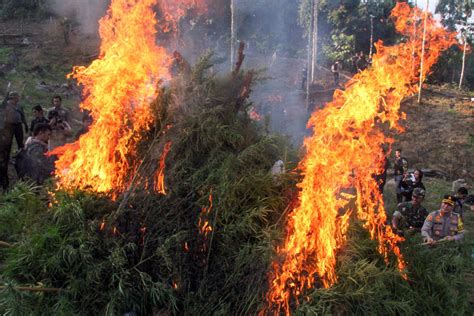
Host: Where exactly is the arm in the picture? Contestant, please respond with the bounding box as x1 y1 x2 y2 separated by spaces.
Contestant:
421 214 434 242
453 218 465 242
392 211 402 230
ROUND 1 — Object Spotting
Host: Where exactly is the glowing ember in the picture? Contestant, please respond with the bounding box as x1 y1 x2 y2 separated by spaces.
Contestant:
198 192 213 237
51 0 171 196
154 141 172 194
265 3 456 314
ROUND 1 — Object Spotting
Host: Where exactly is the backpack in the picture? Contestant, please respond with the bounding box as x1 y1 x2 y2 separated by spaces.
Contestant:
13 148 31 179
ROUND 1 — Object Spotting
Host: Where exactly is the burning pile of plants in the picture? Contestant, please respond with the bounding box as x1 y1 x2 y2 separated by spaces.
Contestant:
0 1 472 315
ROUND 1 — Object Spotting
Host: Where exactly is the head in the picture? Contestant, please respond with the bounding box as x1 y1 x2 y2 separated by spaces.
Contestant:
413 169 423 182
8 92 19 105
33 123 52 143
440 194 456 215
32 105 44 118
411 188 425 206
52 95 62 107
395 148 402 158
456 187 468 200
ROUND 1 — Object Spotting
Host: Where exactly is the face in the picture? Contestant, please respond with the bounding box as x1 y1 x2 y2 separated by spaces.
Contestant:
440 202 454 214
52 97 61 107
414 170 421 181
412 195 424 205
395 150 401 158
37 130 51 143
33 109 43 118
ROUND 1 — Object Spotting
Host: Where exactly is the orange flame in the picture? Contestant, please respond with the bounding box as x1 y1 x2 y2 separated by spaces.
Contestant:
198 192 213 237
154 141 172 194
265 3 456 314
51 0 172 196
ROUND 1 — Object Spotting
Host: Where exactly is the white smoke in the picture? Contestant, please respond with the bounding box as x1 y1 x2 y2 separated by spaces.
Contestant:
51 0 109 34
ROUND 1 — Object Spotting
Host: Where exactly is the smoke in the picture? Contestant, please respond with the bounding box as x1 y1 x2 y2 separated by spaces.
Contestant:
50 0 109 34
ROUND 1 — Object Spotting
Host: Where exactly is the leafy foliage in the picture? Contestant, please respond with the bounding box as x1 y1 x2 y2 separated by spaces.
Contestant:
0 57 472 315
0 0 51 20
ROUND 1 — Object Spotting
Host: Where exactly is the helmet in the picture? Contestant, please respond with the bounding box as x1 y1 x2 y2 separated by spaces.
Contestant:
413 188 425 197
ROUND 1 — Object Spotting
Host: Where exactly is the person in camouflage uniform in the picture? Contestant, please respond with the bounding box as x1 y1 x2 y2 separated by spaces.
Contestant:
422 194 464 244
392 187 428 236
24 123 55 185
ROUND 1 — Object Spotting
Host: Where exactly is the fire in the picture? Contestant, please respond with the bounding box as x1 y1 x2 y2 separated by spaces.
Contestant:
50 0 171 196
198 192 213 237
265 3 456 314
154 141 172 194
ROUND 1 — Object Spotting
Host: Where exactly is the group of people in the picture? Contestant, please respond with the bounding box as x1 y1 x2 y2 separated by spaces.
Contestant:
0 92 87 191
389 148 469 245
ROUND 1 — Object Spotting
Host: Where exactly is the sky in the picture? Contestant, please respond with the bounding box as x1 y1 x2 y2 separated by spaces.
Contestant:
415 0 438 13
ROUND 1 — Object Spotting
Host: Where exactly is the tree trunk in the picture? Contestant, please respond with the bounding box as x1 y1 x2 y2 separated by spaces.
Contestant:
311 0 319 82
459 33 468 89
306 0 315 112
230 0 236 71
418 0 428 104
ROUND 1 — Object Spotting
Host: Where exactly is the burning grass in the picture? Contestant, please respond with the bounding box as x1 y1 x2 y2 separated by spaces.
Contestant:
1 56 472 315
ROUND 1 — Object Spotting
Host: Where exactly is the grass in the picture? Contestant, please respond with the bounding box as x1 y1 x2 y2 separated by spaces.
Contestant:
0 47 14 64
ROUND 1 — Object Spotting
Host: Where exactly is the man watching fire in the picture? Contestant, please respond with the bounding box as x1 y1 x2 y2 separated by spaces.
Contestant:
421 195 464 245
392 187 428 236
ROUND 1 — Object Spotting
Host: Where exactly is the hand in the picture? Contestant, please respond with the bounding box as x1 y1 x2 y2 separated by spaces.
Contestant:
424 237 435 245
444 236 455 241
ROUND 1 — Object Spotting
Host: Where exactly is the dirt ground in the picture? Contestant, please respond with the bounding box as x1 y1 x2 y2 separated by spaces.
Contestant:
394 86 473 183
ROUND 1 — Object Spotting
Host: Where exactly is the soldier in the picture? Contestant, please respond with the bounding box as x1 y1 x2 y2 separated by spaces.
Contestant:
0 94 14 192
454 187 468 221
6 92 28 149
393 148 408 203
331 61 340 86
23 123 55 185
392 188 428 236
421 195 464 244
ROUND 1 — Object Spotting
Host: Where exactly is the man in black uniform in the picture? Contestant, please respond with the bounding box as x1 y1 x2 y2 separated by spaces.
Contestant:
393 148 408 203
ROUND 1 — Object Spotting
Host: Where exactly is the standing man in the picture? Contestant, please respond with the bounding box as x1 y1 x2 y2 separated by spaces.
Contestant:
331 61 340 86
6 92 28 149
0 94 14 192
422 195 464 244
454 187 468 221
392 188 428 236
393 148 408 203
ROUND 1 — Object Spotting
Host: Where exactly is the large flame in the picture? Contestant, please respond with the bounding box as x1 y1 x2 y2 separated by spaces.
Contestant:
265 3 457 314
52 0 204 196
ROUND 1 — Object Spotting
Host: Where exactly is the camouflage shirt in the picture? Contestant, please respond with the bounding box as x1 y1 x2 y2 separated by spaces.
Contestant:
395 201 428 229
25 139 55 184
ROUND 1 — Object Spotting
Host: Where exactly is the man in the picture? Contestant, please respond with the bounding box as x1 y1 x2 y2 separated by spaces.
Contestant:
331 61 340 86
454 187 468 221
6 92 28 149
421 195 464 244
392 188 428 236
24 123 55 185
30 105 49 135
48 109 72 150
0 94 14 191
393 148 408 203
47 95 69 123
398 169 426 202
